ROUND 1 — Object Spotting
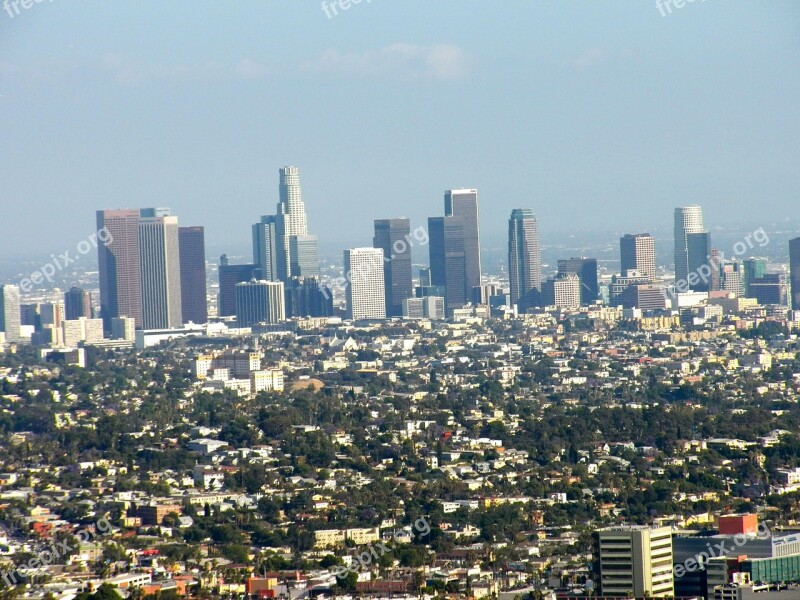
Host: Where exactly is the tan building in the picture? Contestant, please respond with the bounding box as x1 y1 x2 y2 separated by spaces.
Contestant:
314 529 346 548
593 525 674 598
63 317 104 347
346 527 380 545
194 350 261 379
313 527 380 548
250 369 284 393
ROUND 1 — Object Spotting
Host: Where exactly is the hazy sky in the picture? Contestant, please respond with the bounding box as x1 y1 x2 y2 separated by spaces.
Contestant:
1 1 798 259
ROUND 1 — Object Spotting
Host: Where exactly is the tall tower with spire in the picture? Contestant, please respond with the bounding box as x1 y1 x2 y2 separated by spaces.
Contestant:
275 166 315 281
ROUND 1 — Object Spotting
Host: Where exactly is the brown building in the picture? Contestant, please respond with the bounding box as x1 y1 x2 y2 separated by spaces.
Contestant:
135 503 181 525
97 209 143 329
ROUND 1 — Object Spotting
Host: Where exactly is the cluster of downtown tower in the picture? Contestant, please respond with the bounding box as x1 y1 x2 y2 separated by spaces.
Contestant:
94 167 332 333
86 166 800 336
92 169 509 329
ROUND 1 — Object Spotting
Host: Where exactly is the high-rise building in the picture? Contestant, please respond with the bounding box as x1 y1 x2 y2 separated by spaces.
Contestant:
592 525 675 598
429 216 467 313
472 284 500 306
62 317 104 347
610 271 659 306
508 209 542 312
619 284 667 311
20 304 40 328
218 263 261 317
39 300 62 330
620 233 656 281
444 189 482 289
790 238 800 311
749 274 789 306
416 285 447 299
541 274 581 309
235 280 285 326
710 248 723 291
743 257 768 297
275 166 311 282
139 207 171 218
419 267 432 287
557 257 599 305
110 316 136 342
674 206 710 288
285 277 333 318
402 296 445 320
139 215 183 330
289 234 320 279
178 226 208 324
252 215 278 281
97 209 143 329
344 248 386 320
687 231 712 291
721 260 745 297
0 285 21 343
374 218 413 317
64 287 92 321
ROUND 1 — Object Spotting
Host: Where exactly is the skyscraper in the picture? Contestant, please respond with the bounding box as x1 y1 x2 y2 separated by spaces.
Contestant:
620 233 656 281
139 207 171 218
419 267 432 287
445 189 482 289
139 215 183 330
791 237 800 311
749 274 789 306
674 205 710 287
64 287 92 321
285 277 333 318
111 316 136 342
508 209 542 312
541 274 581 309
687 230 711 291
252 215 278 281
344 248 386 320
97 209 142 329
429 216 467 313
178 226 208 324
373 218 413 317
235 280 285 326
275 166 311 281
721 260 745 297
743 257 768 297
557 257 599 305
289 234 320 279
0 285 21 343
218 263 262 317
709 248 722 291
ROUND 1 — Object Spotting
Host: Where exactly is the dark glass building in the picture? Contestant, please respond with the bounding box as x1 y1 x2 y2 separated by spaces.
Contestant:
557 257 599 305
444 189 482 289
374 218 413 317
178 226 208 324
64 287 92 320
508 209 542 312
429 216 467 314
219 263 262 317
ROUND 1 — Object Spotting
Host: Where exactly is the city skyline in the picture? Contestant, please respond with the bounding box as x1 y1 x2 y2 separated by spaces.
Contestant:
2 3 798 258
3 7 800 599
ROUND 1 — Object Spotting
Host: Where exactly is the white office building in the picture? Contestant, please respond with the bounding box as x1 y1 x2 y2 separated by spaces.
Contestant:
344 248 386 320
